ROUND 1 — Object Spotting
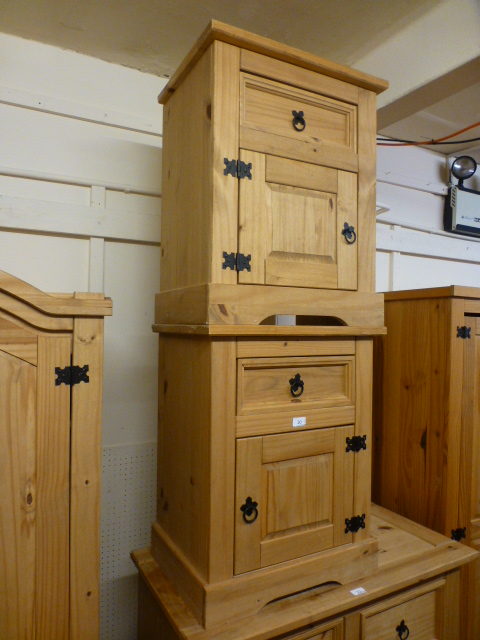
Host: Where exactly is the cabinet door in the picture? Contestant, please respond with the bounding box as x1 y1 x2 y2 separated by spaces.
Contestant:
0 336 72 640
0 349 36 639
238 151 357 290
461 317 480 543
234 426 354 574
460 317 480 640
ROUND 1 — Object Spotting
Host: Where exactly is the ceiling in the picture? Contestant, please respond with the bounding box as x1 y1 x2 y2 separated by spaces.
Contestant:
1 0 479 160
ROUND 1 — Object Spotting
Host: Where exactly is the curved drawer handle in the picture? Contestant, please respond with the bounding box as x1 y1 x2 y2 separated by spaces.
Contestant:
289 373 304 397
341 222 357 244
396 620 410 640
240 497 258 524
292 110 306 132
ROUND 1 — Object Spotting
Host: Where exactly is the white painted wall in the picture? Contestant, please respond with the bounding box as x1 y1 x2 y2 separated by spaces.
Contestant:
0 32 165 640
2 28 480 640
376 144 480 293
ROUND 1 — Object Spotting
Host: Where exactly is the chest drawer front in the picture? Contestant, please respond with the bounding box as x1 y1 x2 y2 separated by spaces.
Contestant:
238 355 354 412
361 584 441 639
241 72 357 154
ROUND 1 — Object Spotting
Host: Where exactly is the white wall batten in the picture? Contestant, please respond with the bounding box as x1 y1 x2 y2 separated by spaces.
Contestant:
89 237 106 293
0 193 161 242
0 84 164 136
377 222 480 263
0 103 162 195
0 32 166 135
376 181 444 230
377 144 448 195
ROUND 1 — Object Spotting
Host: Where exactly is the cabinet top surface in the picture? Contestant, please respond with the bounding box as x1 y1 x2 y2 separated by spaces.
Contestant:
158 19 389 104
384 285 480 302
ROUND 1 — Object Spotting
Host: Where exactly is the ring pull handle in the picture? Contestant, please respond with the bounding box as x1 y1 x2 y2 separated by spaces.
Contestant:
240 497 258 524
341 222 357 244
396 620 410 640
289 373 304 398
292 110 306 132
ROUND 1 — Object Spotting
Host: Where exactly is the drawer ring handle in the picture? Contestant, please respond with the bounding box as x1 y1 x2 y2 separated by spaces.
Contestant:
289 373 304 397
396 620 410 640
240 497 258 524
292 110 306 132
341 222 357 244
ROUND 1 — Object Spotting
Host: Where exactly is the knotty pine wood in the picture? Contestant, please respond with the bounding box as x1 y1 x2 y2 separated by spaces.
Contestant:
154 285 385 328
36 336 72 639
353 339 373 544
240 73 357 152
373 287 480 640
0 270 110 640
356 89 377 294
157 335 236 584
158 20 388 105
153 331 381 629
133 506 477 640
70 295 105 640
159 41 239 292
159 23 385 295
0 350 36 639
240 49 360 105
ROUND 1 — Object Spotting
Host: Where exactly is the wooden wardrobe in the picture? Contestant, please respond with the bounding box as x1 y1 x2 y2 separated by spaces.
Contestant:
0 271 112 640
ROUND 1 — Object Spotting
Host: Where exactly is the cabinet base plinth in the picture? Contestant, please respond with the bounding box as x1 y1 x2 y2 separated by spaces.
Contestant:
132 506 478 640
154 284 385 329
150 522 378 628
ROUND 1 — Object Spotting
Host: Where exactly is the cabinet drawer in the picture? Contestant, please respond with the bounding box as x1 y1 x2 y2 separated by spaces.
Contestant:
236 354 355 436
240 72 357 155
361 581 443 639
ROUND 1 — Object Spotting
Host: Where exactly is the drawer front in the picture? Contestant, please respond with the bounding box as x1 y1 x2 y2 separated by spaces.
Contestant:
361 582 442 639
241 72 357 154
237 354 355 436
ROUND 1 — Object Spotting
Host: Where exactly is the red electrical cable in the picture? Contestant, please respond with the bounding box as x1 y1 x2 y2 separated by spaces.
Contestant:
377 119 480 147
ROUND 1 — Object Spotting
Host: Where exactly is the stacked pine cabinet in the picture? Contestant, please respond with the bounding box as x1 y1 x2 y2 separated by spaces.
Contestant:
372 287 480 640
132 21 478 640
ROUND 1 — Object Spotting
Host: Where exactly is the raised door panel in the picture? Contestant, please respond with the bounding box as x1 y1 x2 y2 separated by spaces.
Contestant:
0 349 36 640
234 426 354 575
238 151 357 289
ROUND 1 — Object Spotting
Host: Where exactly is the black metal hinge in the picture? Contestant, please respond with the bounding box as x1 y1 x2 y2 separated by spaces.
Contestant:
55 364 90 386
346 435 367 453
224 158 252 180
222 251 251 272
457 326 471 339
345 514 366 534
451 527 466 541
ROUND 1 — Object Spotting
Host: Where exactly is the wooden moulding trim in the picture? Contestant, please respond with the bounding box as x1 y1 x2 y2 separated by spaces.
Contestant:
209 539 377 628
155 285 385 328
0 270 113 318
384 285 480 303
150 523 206 625
152 324 387 336
158 20 388 105
0 293 74 333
